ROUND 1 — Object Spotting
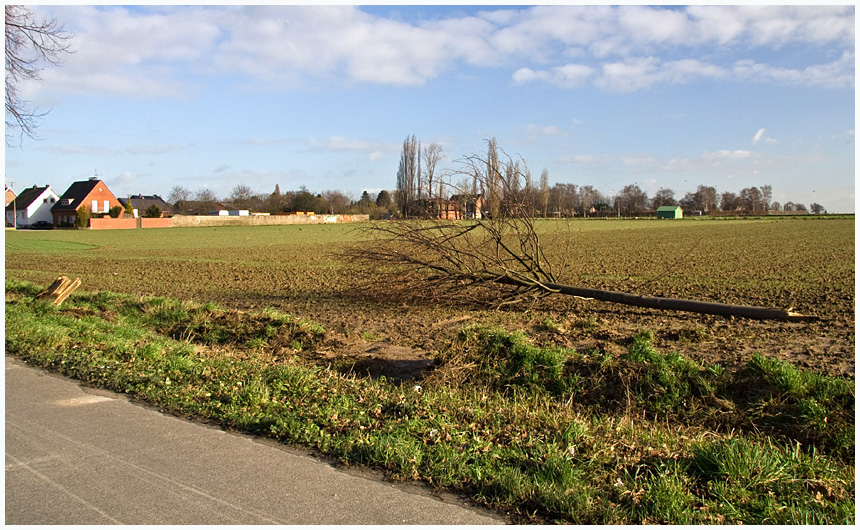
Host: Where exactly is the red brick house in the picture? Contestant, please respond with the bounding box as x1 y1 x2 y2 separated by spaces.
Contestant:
51 178 123 226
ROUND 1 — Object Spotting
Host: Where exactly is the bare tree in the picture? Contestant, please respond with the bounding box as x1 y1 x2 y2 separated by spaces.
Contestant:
227 184 256 210
616 184 649 216
720 191 739 211
168 185 191 204
539 169 550 218
193 188 219 214
363 141 563 307
760 184 773 212
549 183 578 217
696 185 718 213
579 185 600 216
5 5 73 145
651 188 677 209
321 189 352 214
423 143 444 206
739 186 763 212
396 135 421 217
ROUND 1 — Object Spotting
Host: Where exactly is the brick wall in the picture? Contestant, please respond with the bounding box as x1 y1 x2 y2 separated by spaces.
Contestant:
140 217 173 228
90 218 137 230
171 214 369 228
89 217 174 230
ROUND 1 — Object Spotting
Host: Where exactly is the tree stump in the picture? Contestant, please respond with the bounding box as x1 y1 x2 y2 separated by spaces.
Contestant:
35 276 81 306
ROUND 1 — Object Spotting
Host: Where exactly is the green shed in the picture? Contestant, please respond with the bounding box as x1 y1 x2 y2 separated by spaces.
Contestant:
656 205 683 219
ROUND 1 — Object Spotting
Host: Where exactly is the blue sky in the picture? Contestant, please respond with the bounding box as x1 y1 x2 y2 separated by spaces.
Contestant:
5 4 855 212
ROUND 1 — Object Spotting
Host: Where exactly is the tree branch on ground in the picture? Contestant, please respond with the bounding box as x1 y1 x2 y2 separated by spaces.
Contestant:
358 140 818 321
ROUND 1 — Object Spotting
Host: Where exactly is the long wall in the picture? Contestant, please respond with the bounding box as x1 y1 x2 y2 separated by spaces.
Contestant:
170 213 369 228
90 217 174 230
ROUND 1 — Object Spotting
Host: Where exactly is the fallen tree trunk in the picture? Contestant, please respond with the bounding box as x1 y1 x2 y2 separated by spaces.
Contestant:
362 141 820 323
496 276 818 322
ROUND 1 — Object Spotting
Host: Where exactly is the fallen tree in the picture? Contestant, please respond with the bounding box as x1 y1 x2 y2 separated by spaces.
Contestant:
361 140 817 322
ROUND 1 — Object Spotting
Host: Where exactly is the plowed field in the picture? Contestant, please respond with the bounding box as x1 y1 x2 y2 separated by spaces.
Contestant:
5 217 854 378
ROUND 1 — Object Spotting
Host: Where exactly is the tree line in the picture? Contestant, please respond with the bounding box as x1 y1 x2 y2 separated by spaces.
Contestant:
164 136 826 220
393 135 827 218
166 184 400 219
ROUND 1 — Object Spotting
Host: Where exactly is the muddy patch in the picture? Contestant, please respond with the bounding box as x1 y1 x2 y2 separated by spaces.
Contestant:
320 341 437 383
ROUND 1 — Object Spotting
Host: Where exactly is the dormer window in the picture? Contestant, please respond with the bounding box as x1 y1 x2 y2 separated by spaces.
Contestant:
62 198 73 206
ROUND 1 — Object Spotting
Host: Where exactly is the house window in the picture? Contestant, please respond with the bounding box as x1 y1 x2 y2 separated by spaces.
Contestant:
43 198 47 203
50 198 55 203
103 200 109 212
92 200 98 212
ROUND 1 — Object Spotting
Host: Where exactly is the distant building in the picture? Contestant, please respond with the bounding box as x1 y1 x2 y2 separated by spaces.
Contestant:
5 187 17 207
51 178 123 225
447 194 485 220
174 200 230 215
5 185 59 227
119 194 173 217
657 205 683 219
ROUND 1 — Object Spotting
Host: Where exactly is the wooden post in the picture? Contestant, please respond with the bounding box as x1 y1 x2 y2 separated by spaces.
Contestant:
35 276 82 306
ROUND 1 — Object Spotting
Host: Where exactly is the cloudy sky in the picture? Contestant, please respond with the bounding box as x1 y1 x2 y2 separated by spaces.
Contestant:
5 4 855 212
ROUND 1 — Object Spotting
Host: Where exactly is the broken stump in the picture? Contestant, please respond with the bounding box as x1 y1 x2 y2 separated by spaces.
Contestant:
35 276 81 306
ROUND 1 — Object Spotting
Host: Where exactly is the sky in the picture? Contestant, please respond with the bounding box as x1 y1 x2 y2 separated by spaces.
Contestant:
4 3 855 212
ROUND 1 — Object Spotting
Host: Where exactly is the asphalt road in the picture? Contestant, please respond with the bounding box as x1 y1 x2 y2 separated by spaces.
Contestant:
5 355 507 525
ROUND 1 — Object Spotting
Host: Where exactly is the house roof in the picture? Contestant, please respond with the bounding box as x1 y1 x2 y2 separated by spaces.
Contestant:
5 186 52 211
121 194 172 213
177 200 229 214
448 194 483 201
656 205 682 211
51 178 113 213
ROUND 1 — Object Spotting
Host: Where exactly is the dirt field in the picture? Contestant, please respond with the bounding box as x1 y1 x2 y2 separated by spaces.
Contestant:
5 217 854 379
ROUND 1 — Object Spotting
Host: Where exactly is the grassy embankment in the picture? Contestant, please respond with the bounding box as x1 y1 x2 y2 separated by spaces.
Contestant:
5 275 854 524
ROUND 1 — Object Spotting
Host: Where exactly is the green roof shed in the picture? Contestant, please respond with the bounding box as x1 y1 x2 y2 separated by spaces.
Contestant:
657 206 683 219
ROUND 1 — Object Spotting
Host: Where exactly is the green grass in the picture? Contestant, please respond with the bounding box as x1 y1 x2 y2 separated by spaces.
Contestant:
5 223 369 253
5 279 854 524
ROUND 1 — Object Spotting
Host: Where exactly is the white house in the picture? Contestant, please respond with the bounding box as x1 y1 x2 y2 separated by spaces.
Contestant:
5 185 60 227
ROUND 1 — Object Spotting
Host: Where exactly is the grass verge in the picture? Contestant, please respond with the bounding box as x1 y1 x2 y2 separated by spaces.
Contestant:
5 279 854 524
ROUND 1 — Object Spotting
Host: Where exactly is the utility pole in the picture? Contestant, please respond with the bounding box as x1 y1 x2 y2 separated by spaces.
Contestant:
10 181 16 230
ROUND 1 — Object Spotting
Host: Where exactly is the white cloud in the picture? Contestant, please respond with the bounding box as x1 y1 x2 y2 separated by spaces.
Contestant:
597 57 662 92
28 5 219 99
733 52 855 89
520 124 567 142
752 128 777 144
513 64 593 88
27 4 855 99
306 136 399 155
561 154 611 165
703 150 755 160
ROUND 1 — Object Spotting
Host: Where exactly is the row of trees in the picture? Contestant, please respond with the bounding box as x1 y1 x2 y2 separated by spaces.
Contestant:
166 184 400 218
394 135 826 218
161 137 825 220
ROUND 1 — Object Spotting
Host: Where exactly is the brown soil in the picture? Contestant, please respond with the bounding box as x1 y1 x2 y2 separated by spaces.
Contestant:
5 219 854 380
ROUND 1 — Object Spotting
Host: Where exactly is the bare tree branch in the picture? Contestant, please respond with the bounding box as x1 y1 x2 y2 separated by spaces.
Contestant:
5 5 73 145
